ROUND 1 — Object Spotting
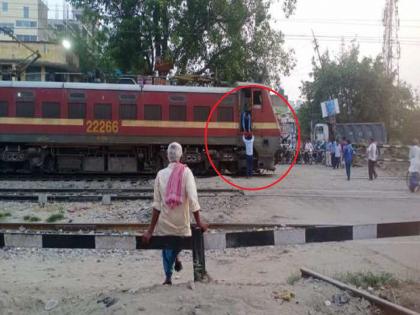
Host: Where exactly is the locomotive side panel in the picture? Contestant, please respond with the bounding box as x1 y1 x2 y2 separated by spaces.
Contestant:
0 82 280 174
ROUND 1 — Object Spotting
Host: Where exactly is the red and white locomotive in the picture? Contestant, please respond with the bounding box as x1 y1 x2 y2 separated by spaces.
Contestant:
0 81 281 174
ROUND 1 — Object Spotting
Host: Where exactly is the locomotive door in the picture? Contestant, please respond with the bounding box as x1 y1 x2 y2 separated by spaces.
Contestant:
240 88 252 132
240 87 263 132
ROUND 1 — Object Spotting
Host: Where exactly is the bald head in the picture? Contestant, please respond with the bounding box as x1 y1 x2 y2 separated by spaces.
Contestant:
167 142 183 163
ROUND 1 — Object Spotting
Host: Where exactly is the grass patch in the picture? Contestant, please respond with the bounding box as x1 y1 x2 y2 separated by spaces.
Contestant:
0 212 11 219
46 213 65 223
23 215 41 222
337 271 398 289
287 272 301 285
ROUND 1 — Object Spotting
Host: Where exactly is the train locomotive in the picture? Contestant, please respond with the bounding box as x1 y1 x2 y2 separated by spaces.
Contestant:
0 81 281 174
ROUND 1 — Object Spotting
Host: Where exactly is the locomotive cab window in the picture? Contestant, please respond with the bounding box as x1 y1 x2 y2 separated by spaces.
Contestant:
169 105 187 121
68 103 86 119
16 102 35 117
253 90 262 106
144 104 162 120
119 104 137 120
94 103 112 120
0 101 8 117
42 102 60 118
217 107 234 122
193 106 210 121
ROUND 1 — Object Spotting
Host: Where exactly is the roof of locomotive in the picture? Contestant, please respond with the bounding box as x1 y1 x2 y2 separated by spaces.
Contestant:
0 81 253 94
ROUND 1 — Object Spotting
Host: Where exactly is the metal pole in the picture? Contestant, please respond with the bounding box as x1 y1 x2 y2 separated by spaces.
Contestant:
191 226 207 282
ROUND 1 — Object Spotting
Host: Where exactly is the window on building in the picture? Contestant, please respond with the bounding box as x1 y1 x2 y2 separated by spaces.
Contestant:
15 35 37 41
144 104 161 120
94 103 112 120
217 107 234 122
0 23 13 34
169 105 186 121
23 6 29 18
253 90 262 106
16 102 35 117
193 106 210 122
42 102 60 118
16 20 37 27
68 103 86 119
0 101 8 117
119 104 137 120
2 2 8 12
0 23 15 34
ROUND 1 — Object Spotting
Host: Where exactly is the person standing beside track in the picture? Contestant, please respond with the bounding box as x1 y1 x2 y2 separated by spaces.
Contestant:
408 139 420 192
367 138 378 180
343 139 354 180
326 140 332 167
242 132 255 177
142 142 208 285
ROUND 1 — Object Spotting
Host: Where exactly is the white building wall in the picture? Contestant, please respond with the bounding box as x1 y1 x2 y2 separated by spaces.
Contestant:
0 0 48 41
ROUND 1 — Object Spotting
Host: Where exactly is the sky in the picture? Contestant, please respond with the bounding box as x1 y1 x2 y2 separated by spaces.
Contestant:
271 0 420 102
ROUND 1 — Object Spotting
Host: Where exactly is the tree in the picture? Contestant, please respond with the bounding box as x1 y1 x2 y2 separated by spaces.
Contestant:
69 0 296 85
298 43 418 142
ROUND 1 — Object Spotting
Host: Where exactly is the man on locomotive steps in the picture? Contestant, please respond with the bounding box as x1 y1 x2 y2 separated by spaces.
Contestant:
142 142 208 285
242 132 255 177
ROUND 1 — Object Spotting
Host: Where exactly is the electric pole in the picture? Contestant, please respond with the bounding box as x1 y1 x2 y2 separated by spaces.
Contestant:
311 30 336 141
382 0 400 83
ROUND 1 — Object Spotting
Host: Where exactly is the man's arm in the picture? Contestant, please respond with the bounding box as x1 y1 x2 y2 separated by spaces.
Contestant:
143 174 162 244
142 208 160 244
193 211 208 232
185 168 208 231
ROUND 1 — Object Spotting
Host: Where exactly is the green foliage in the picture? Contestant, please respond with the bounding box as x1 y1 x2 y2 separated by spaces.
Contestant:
299 43 419 142
46 213 65 223
0 212 11 219
337 271 398 289
68 0 295 84
23 215 41 222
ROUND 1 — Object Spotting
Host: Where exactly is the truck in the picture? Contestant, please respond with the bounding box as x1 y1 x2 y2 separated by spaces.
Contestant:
313 122 387 145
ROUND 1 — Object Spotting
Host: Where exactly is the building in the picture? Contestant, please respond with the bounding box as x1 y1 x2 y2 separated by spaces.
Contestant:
0 0 49 42
0 0 80 81
0 40 79 81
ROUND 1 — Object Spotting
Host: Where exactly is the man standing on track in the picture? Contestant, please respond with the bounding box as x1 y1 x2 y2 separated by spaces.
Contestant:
367 138 378 180
242 132 255 177
142 142 208 285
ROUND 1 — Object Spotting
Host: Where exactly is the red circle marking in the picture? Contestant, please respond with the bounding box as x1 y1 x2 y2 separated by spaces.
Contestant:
204 84 301 191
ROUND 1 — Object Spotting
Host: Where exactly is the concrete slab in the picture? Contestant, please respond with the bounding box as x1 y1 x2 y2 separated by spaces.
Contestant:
4 233 42 248
353 224 377 240
274 228 305 245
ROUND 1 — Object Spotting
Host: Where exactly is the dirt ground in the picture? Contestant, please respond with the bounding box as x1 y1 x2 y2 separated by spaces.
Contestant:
0 163 419 314
1 236 420 314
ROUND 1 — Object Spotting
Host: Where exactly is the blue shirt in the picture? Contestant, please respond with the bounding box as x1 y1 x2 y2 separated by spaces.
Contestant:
326 142 332 152
343 144 354 163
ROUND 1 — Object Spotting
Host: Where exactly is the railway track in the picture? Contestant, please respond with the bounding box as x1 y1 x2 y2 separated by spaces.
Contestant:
0 170 274 182
0 187 242 202
0 173 152 182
